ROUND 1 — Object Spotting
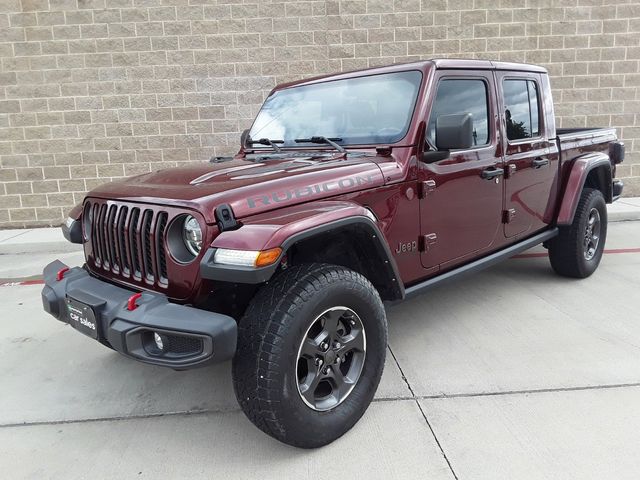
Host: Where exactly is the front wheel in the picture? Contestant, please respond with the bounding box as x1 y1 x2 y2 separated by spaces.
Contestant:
548 188 607 278
232 263 387 448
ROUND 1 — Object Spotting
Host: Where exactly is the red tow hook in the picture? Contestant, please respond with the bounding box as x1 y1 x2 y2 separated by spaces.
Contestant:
56 267 70 281
127 292 143 311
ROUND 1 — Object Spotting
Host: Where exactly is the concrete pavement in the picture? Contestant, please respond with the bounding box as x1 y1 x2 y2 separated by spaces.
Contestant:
1 401 454 480
0 227 81 255
0 282 451 480
607 196 640 222
422 386 640 480
1 220 640 478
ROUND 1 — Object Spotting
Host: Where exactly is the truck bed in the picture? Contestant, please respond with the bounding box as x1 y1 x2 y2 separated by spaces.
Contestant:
556 127 617 142
556 127 617 163
555 126 622 203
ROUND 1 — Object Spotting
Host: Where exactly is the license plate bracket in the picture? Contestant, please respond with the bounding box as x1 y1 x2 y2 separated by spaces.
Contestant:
66 296 100 340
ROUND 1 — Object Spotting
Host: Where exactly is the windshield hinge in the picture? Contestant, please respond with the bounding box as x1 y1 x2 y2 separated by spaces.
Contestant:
502 209 516 224
419 233 438 252
418 180 436 199
376 146 392 156
210 156 234 164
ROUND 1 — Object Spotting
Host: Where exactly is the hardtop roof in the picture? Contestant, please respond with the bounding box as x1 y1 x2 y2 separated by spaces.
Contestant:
273 59 548 92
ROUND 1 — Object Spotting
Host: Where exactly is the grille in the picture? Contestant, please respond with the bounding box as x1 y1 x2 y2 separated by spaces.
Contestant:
89 201 169 287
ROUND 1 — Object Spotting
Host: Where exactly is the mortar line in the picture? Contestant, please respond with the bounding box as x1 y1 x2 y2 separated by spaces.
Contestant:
387 345 460 480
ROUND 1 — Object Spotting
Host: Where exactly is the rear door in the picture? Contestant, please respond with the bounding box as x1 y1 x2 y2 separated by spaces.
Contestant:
495 72 559 237
419 70 504 271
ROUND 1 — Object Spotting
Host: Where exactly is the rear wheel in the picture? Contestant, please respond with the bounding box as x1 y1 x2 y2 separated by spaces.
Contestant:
232 263 387 448
548 188 607 278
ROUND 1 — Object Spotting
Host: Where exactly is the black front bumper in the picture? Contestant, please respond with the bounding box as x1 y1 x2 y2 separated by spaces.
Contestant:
41 260 237 369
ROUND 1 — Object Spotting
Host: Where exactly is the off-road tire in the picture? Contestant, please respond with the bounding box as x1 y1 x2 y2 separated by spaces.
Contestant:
548 188 607 278
232 263 387 448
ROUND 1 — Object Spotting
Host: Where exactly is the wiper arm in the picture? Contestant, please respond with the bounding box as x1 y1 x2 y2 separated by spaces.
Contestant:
247 137 284 152
294 136 345 153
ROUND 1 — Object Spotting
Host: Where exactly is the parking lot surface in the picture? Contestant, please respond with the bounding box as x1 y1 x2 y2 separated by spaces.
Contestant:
1 221 639 479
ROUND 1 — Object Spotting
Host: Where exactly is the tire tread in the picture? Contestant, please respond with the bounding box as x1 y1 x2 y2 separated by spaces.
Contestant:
232 263 386 447
549 188 607 278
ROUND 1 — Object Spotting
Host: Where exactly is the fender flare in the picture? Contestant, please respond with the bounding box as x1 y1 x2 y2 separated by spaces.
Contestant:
200 207 404 300
556 152 612 226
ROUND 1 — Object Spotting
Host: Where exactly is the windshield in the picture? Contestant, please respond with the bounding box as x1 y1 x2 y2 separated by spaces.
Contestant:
248 70 422 148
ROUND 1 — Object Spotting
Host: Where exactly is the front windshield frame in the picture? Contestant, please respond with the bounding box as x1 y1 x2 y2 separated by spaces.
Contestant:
247 70 424 150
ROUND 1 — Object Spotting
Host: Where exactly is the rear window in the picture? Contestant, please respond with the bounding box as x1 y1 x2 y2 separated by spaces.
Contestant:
503 79 540 141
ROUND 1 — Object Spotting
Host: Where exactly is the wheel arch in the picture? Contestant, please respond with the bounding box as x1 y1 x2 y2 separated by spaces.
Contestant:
557 152 612 226
282 218 404 301
200 203 405 302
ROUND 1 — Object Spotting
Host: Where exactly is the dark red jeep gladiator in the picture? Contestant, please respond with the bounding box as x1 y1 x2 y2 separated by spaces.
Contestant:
42 59 625 448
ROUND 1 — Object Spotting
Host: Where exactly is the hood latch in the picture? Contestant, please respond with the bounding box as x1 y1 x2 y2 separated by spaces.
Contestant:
215 204 242 232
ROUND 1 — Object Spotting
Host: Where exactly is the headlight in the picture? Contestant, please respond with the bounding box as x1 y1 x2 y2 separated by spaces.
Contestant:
183 215 202 256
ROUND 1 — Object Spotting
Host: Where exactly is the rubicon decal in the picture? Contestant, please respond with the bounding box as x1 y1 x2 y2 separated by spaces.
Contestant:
247 174 375 208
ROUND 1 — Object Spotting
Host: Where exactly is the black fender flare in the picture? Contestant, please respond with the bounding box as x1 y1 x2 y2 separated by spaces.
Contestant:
200 216 405 301
557 152 613 225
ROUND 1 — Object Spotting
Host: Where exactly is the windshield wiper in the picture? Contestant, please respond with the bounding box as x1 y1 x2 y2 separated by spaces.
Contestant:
247 137 284 152
294 136 345 153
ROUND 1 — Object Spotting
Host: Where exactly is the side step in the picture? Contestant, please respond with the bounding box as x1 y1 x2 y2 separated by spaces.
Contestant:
403 228 558 299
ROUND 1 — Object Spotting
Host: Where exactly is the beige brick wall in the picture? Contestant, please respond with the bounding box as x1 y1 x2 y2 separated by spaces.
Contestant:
0 0 639 227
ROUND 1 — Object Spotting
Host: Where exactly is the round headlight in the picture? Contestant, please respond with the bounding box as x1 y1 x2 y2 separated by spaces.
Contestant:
183 215 202 256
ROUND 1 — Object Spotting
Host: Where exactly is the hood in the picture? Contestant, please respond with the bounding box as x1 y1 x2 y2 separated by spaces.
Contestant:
88 153 386 223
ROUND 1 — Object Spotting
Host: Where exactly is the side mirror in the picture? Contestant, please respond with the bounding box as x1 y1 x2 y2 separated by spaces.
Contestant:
240 129 250 149
435 113 473 151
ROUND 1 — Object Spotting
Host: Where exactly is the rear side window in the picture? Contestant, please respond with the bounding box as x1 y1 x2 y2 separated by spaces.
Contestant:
503 79 540 141
427 79 489 148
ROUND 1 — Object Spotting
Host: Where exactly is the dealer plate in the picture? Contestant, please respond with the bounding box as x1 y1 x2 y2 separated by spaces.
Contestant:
66 296 99 340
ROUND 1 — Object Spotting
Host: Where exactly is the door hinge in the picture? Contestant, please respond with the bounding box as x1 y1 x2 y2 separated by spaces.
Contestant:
418 180 436 199
419 233 437 252
502 209 516 223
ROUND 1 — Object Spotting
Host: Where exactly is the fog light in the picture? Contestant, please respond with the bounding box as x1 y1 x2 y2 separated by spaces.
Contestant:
154 332 165 351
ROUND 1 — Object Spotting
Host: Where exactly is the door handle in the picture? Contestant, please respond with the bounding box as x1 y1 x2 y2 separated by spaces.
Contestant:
532 157 549 169
481 167 504 180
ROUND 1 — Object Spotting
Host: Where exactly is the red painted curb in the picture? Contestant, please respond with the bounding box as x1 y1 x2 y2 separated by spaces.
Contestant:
0 279 44 287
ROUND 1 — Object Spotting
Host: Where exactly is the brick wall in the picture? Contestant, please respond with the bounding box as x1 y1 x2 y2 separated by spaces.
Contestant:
0 0 639 227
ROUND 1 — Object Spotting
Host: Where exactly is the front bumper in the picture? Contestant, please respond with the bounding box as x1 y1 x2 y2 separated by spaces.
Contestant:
41 260 237 369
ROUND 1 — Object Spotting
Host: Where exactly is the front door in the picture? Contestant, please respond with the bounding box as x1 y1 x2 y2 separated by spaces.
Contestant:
419 71 504 271
496 72 559 237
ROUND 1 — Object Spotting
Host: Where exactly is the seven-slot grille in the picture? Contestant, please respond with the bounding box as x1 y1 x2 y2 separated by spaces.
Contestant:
87 201 169 287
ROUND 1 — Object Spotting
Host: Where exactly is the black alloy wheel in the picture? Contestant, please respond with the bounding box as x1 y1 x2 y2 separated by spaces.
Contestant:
296 306 366 411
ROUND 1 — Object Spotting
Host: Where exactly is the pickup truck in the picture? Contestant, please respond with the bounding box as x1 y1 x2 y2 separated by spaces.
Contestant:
42 59 625 448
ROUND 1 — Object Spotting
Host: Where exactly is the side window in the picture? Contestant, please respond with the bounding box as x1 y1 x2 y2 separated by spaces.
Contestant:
426 79 489 148
503 79 541 141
